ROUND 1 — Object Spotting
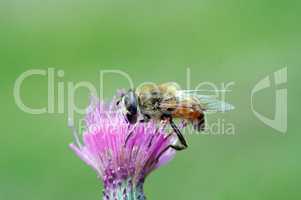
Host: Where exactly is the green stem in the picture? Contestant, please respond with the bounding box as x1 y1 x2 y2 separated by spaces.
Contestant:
103 178 146 200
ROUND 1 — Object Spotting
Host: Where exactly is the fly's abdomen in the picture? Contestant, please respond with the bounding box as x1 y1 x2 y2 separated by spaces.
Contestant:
172 107 205 131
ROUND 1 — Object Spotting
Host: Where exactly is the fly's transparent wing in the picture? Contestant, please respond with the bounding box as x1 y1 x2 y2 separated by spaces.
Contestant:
176 90 235 113
196 94 235 113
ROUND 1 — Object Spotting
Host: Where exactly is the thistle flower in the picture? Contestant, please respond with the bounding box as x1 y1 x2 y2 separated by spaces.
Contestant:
69 96 180 200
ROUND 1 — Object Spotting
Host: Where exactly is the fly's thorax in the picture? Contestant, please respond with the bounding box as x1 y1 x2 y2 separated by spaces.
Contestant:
137 89 162 113
138 98 163 121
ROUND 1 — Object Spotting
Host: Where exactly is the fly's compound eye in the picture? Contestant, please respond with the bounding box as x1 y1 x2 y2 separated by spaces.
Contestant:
123 90 138 124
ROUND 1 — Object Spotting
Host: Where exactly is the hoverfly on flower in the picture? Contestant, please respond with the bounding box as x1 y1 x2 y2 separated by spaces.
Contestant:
117 82 235 152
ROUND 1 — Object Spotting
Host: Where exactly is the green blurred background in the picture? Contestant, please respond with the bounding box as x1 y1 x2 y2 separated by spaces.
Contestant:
0 0 300 199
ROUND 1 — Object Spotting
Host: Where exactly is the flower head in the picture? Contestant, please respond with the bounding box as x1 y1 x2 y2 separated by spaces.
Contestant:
69 96 178 199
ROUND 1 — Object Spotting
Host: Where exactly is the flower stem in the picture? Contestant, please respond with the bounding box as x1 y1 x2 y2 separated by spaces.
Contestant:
103 179 146 200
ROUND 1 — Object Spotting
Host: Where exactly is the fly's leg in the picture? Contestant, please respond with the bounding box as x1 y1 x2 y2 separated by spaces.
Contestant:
169 118 188 149
148 120 168 148
124 129 134 147
124 123 138 147
124 114 150 146
139 114 151 123
155 144 186 162
155 116 188 161
160 114 188 149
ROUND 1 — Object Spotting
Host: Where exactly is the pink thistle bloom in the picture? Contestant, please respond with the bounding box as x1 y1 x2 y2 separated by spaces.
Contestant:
69 96 179 200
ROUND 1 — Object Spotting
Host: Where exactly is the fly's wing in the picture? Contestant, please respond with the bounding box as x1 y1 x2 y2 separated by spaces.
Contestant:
197 95 235 113
176 90 235 113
